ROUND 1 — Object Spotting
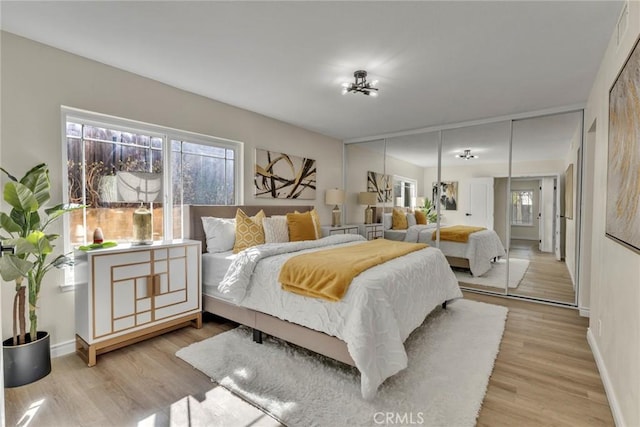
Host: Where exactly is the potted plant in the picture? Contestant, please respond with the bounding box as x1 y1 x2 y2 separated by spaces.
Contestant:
0 163 82 387
420 198 439 224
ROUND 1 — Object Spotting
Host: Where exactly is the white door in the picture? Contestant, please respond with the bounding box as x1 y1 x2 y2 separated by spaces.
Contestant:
465 177 494 229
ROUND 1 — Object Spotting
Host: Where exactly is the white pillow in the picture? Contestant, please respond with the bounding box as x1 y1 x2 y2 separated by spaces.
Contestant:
262 216 289 243
383 213 393 230
201 217 236 253
406 213 417 227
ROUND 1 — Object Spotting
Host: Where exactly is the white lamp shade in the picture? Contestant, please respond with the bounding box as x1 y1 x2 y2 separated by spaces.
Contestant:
325 188 345 205
116 171 163 203
358 191 377 206
414 196 425 207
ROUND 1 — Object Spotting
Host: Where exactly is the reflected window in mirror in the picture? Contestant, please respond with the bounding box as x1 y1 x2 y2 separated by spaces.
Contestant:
393 176 417 208
511 190 534 226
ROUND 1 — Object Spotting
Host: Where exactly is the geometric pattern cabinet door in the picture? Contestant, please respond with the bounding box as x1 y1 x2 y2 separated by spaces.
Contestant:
74 240 202 366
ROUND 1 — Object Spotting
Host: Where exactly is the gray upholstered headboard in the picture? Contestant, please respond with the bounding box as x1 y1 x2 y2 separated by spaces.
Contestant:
186 205 314 252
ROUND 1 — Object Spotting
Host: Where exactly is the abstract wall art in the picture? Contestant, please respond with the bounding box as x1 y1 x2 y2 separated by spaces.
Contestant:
432 181 458 211
367 171 392 203
254 149 316 199
607 36 640 253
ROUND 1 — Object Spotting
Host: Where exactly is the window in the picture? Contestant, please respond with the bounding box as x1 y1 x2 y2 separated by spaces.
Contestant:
393 176 417 208
64 108 242 247
511 190 534 226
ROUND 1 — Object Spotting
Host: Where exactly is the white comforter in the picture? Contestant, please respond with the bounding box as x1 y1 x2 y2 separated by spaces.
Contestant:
218 234 462 400
404 224 506 276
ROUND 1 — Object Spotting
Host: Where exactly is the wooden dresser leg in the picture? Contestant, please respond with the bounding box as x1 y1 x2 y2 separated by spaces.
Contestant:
192 312 203 329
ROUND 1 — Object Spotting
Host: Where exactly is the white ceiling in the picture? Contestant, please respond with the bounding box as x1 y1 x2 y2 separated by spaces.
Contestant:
0 1 621 141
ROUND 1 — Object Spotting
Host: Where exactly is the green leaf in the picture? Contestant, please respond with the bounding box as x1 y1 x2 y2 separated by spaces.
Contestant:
20 164 50 207
9 209 26 231
28 211 41 231
51 254 74 268
0 212 21 233
4 182 38 213
44 203 85 222
26 231 52 255
0 255 33 282
0 167 18 182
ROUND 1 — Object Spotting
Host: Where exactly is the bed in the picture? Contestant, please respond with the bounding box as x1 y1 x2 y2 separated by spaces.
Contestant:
383 217 505 276
187 205 462 399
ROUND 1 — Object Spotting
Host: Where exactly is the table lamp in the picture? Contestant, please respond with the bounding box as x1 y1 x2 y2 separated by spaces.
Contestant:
117 171 162 245
325 188 345 227
358 191 377 224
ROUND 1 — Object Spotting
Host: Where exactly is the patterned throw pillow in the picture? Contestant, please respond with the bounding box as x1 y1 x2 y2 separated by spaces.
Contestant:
414 210 427 225
263 216 289 243
233 209 266 253
392 208 408 230
287 211 317 241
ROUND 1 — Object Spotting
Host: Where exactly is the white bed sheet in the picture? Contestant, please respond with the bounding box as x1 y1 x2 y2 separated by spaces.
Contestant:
218 234 462 399
202 251 237 299
404 225 506 276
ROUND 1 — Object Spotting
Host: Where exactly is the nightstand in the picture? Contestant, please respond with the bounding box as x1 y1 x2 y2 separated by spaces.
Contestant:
358 223 384 240
321 224 360 237
73 240 202 366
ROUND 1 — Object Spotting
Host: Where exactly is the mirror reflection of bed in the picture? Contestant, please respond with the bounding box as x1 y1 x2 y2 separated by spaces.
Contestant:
345 110 581 306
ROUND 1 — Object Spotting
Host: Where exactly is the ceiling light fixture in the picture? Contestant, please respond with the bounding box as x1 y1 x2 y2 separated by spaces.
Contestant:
456 149 478 160
341 70 379 97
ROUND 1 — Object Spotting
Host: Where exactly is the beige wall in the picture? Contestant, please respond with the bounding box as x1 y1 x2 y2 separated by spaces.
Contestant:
0 32 343 348
583 3 640 425
344 143 425 225
564 129 581 288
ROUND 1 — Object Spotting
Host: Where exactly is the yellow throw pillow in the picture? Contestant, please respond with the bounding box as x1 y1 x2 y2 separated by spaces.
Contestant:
287 211 318 241
392 208 408 230
415 210 427 225
233 209 266 253
310 208 322 239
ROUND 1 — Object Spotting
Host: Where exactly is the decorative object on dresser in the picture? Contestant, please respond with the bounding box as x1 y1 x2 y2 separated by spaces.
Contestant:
606 35 640 253
116 171 162 245
325 188 345 227
254 148 316 199
74 240 202 366
0 163 83 387
358 191 377 224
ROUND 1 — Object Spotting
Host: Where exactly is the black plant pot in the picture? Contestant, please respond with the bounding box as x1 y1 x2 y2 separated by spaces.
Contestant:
3 331 51 388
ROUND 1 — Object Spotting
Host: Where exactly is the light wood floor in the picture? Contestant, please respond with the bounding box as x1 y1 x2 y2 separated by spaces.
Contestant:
5 294 612 426
460 239 576 304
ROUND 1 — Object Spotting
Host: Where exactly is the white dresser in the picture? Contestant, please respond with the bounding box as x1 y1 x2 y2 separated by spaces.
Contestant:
74 240 202 366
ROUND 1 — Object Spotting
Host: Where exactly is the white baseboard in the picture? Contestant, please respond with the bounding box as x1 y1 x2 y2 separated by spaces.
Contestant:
587 328 625 427
51 339 76 358
579 307 590 318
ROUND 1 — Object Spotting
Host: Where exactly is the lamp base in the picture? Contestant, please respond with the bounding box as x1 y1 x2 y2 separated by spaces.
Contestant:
364 206 373 224
331 206 341 227
132 206 153 245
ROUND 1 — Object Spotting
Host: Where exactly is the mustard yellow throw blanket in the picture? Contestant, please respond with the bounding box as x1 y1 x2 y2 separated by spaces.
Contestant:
279 239 427 302
433 225 486 243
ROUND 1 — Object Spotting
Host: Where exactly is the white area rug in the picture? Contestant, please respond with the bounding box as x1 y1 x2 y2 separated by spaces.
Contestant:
455 258 529 288
176 299 507 427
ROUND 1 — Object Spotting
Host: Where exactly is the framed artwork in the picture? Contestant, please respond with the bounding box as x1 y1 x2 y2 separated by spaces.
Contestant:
606 36 640 253
565 164 573 220
367 171 392 203
432 181 458 211
254 149 316 199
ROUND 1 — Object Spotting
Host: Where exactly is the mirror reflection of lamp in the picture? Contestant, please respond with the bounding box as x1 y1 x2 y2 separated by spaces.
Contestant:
325 189 345 227
116 172 163 245
358 192 377 224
